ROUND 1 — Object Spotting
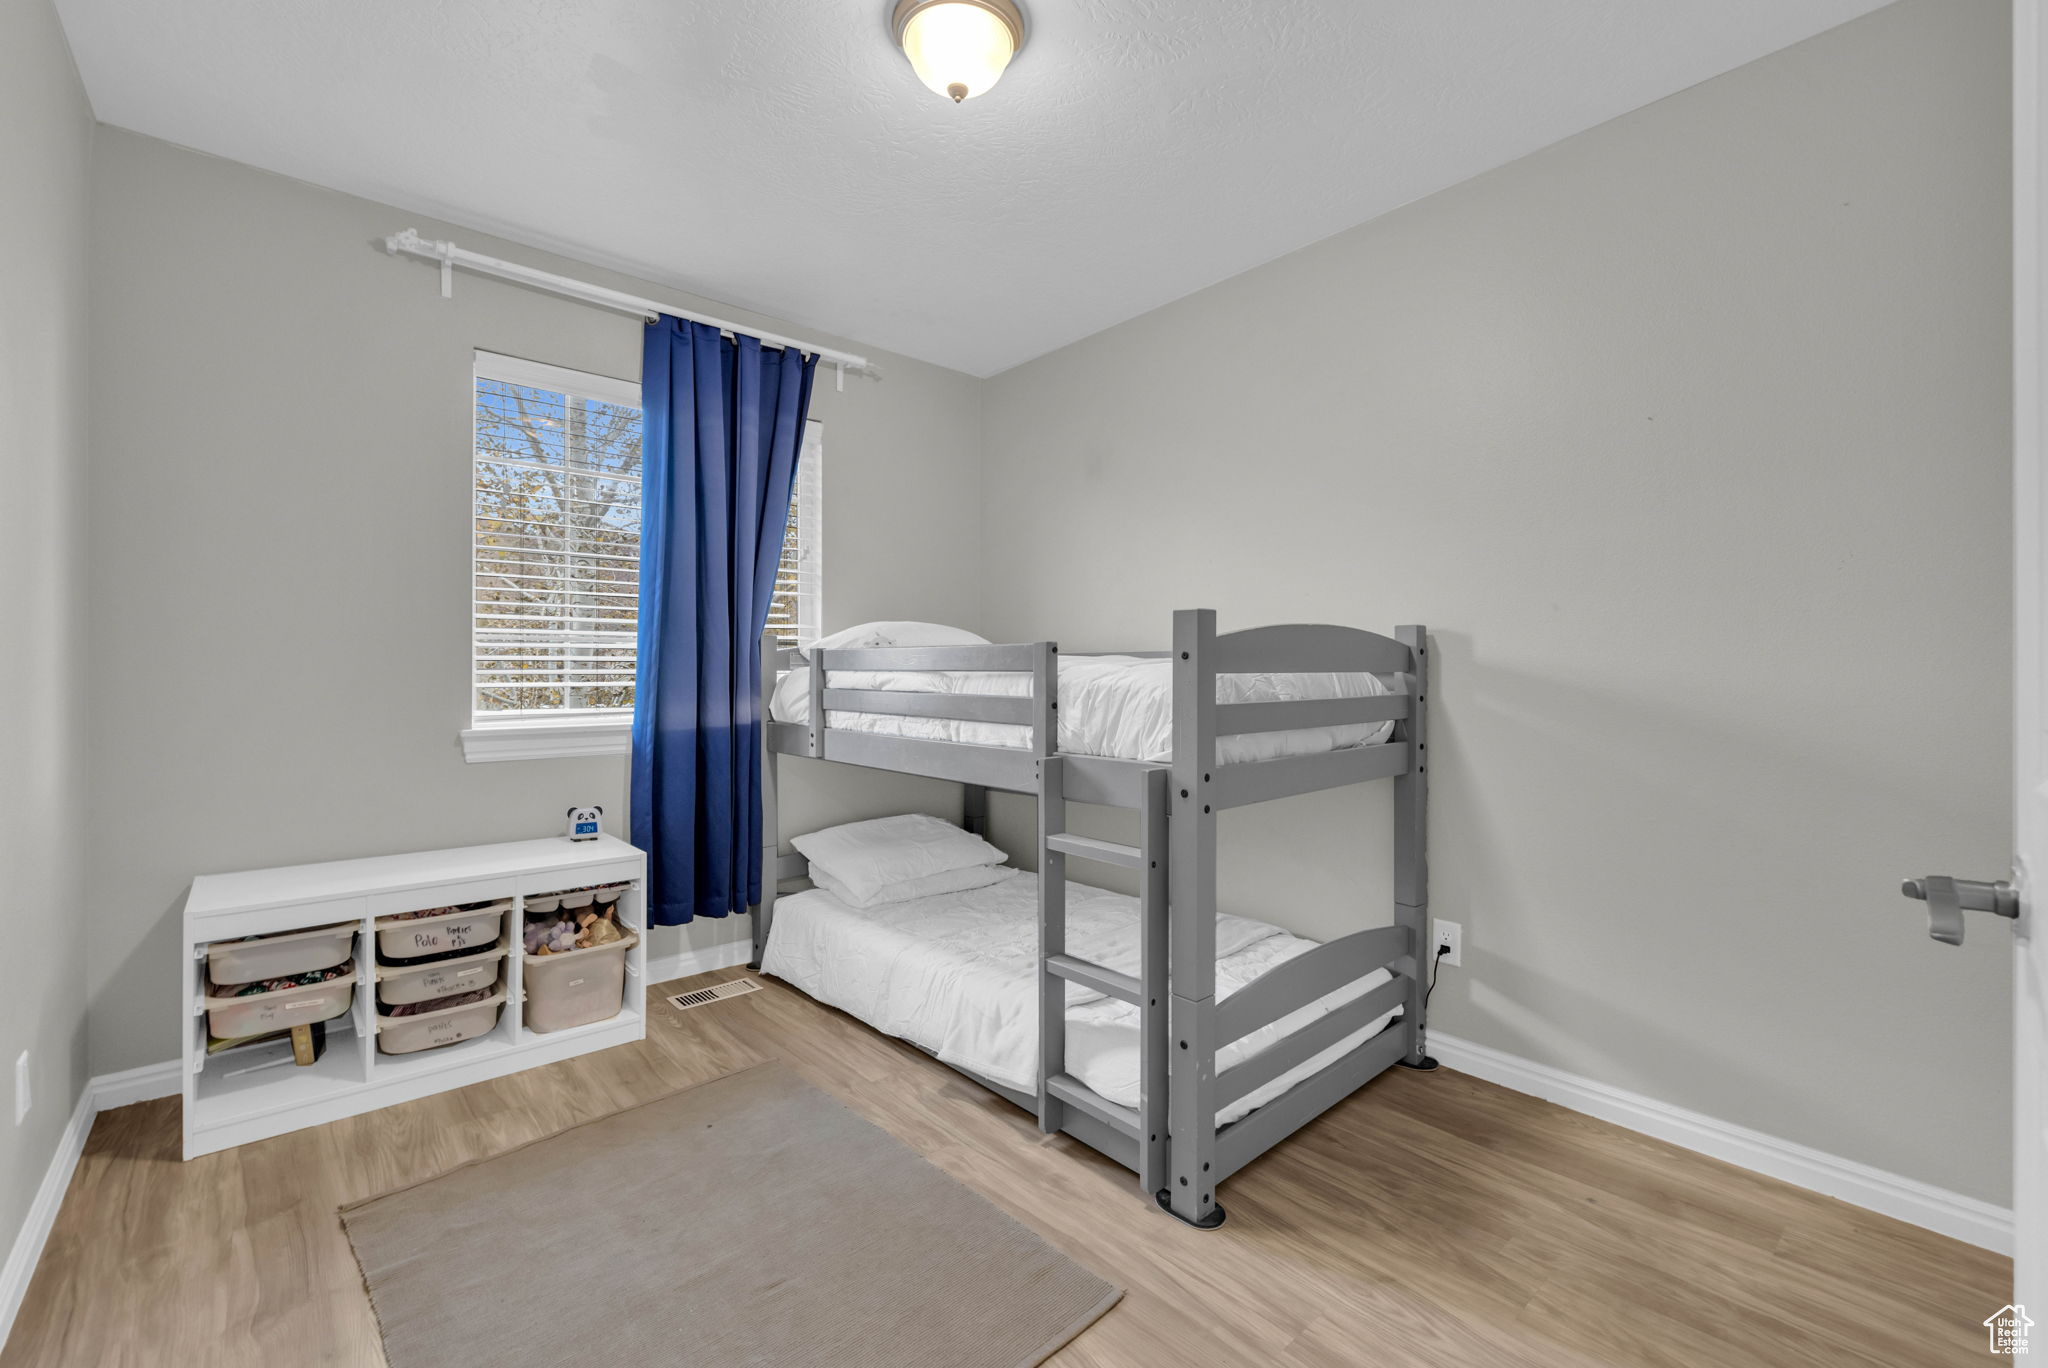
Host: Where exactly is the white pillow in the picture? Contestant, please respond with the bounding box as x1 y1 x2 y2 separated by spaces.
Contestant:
810 621 991 652
810 862 1014 909
790 813 1007 905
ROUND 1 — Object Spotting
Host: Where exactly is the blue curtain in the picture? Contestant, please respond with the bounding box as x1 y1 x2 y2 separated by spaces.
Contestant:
632 318 817 926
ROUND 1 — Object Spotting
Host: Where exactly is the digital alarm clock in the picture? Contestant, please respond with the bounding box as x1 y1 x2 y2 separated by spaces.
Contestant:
566 805 603 841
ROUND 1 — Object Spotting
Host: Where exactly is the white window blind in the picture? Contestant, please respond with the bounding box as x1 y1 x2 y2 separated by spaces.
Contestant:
768 421 824 647
472 352 643 722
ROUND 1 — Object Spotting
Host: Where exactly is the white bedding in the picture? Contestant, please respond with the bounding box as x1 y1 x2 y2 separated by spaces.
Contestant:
770 653 1394 765
760 869 1400 1127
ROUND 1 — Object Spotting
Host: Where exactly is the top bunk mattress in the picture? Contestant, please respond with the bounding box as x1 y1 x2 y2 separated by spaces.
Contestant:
769 652 1395 765
760 869 1400 1128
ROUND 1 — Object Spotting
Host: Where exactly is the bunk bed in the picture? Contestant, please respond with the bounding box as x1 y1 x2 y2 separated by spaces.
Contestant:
750 610 1432 1229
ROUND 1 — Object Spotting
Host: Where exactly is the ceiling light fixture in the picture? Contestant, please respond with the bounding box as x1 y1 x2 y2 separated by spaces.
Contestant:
891 0 1026 104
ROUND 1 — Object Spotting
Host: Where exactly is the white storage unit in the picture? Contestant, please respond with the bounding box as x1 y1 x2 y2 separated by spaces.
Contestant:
182 835 647 1158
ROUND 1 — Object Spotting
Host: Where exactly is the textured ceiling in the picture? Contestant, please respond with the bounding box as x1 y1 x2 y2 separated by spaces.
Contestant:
56 0 1891 375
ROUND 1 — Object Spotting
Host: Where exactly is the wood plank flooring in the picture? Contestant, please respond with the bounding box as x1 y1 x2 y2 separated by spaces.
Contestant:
1 968 2010 1367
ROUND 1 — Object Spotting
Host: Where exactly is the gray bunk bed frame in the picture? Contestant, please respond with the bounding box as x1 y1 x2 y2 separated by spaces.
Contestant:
751 608 1431 1229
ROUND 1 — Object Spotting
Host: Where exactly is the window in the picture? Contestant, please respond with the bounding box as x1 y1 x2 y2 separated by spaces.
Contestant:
770 421 824 647
466 352 642 759
461 351 823 761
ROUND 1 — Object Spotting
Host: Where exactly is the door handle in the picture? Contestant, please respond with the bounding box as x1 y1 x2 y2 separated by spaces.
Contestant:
1900 875 2018 946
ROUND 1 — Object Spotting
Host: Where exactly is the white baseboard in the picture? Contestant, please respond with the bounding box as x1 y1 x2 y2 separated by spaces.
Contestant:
1428 1031 2015 1255
89 1059 181 1112
0 1086 95 1351
0 1058 186 1353
643 938 753 987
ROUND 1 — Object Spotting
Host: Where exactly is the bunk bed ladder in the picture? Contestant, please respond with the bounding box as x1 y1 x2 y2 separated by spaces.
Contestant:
1036 758 1171 1196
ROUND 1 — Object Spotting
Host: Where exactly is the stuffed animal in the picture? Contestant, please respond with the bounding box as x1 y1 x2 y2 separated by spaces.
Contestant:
575 907 623 949
525 914 580 955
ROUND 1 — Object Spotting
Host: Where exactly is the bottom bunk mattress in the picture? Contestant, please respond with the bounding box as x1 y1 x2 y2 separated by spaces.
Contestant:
760 869 1401 1128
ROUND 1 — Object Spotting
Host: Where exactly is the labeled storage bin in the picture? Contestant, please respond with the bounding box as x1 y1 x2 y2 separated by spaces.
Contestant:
375 900 509 960
376 989 505 1055
206 923 355 986
522 929 638 1034
203 963 356 1039
376 945 507 1006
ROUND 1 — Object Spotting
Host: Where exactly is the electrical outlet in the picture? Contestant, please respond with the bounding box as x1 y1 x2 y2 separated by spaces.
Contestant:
1433 921 1463 968
14 1052 29 1126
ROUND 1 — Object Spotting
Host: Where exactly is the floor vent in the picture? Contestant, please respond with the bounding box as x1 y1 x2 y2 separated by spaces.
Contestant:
667 978 766 1012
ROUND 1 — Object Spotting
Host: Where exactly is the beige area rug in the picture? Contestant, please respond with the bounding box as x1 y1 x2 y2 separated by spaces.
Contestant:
340 1062 1121 1368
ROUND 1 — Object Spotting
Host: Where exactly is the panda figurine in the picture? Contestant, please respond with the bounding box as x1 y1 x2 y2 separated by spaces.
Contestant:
566 805 603 842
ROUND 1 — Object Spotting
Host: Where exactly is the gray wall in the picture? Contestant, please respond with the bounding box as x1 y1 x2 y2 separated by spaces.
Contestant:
83 128 982 1075
0 0 93 1255
980 0 2016 1203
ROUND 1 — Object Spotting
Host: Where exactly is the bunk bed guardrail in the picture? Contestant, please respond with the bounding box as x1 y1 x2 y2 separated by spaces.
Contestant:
768 639 1055 792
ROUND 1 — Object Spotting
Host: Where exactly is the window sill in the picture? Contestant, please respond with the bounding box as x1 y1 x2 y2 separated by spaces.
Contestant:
461 717 631 763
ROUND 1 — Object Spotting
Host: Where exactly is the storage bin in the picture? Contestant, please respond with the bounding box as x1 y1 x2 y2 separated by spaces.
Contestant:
206 923 356 986
203 964 356 1039
375 900 509 959
540 884 629 914
522 929 638 1034
375 989 505 1055
376 945 507 1006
